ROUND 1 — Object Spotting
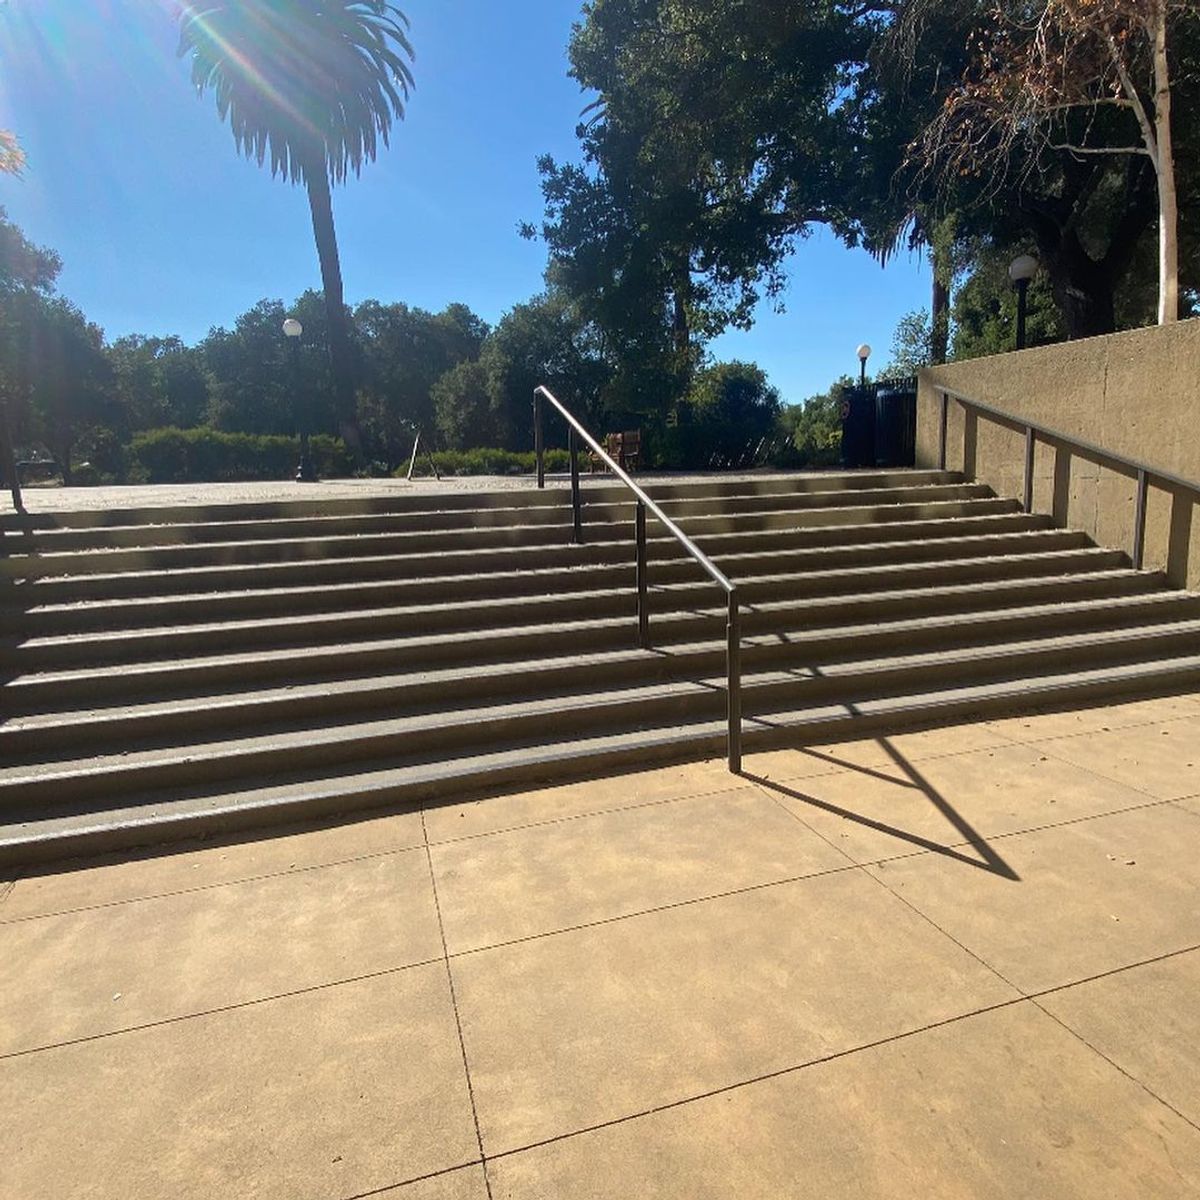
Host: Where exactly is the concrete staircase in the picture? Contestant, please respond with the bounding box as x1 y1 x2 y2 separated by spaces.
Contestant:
4 468 1200 866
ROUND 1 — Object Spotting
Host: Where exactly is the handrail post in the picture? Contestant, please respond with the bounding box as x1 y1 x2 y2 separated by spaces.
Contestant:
635 500 649 646
1022 426 1035 513
1133 468 1148 570
938 391 949 472
0 395 24 514
726 591 742 774
568 426 582 543
533 389 545 489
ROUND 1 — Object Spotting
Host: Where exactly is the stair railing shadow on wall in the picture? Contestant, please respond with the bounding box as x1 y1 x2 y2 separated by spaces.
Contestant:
937 387 1200 583
532 385 743 773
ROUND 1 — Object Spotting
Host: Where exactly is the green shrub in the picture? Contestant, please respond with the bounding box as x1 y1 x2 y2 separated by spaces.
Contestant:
130 427 353 483
70 462 104 487
399 447 572 477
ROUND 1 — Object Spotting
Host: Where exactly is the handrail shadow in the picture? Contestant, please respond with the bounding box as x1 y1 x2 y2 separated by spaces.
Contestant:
742 734 1020 880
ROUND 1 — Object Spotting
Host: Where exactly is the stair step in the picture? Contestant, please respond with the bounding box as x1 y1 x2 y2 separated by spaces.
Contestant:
4 618 1198 816
9 479 987 554
0 495 1019 579
0 511 1053 603
4 528 1091 635
4 466 1195 871
3 568 1162 711
5 594 1200 758
0 547 1129 669
6 649 1200 868
0 471 966 534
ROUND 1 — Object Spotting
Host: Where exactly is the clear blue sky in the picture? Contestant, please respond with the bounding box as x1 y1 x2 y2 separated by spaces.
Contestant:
0 0 931 403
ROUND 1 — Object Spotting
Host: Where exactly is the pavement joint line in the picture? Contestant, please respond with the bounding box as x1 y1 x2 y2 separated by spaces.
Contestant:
1026 941 1200 1003
419 803 494 1200
443 858 867 961
338 1159 486 1200
1019 736 1196 805
0 838 429 925
748 779 862 869
750 776 1025 995
746 731 1035 788
985 704 1200 749
482 994 1033 1166
11 782 1175 950
1030 997 1200 1135
0 954 446 1062
0 770 742 923
750 777 1180 870
9 825 1194 1067
860 858 1025 994
424 776 753 848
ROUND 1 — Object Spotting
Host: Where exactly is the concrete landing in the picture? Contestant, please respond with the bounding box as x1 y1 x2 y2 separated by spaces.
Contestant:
3 694 1200 1197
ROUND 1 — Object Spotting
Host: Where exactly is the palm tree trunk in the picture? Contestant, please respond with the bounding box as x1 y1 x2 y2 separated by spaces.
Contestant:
304 157 362 455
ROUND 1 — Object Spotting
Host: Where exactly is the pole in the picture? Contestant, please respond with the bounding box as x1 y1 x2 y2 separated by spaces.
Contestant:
635 500 648 646
292 337 317 483
569 426 582 544
0 394 23 514
406 429 421 481
726 592 742 774
533 390 545 489
1015 278 1029 351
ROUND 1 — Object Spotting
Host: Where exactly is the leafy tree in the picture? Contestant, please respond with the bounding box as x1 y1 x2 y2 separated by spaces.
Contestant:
541 0 1198 349
12 297 115 482
200 294 340 436
0 131 24 176
178 0 415 451
883 310 933 378
0 210 65 500
528 0 864 410
681 361 781 468
913 0 1198 324
356 299 487 463
950 254 1065 360
108 335 211 432
782 378 851 468
479 293 611 451
432 360 496 449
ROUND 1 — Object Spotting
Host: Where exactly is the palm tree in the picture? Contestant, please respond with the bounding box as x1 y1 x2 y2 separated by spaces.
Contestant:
178 1 414 450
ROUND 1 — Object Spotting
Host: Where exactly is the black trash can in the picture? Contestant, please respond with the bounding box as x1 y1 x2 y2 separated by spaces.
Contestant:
840 387 876 469
874 384 917 468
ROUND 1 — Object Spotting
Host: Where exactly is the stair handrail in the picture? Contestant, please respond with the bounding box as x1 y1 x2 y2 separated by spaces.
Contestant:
937 386 1200 571
532 385 742 772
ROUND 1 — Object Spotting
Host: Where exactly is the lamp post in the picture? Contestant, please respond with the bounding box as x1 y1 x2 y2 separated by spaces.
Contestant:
1008 254 1038 351
856 343 871 387
283 318 317 483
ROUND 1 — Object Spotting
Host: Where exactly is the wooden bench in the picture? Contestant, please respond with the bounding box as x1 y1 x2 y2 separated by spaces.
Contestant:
589 429 641 473
16 459 58 483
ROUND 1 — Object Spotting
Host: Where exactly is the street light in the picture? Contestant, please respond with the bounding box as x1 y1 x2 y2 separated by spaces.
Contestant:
856 343 871 386
283 318 318 483
1008 254 1038 351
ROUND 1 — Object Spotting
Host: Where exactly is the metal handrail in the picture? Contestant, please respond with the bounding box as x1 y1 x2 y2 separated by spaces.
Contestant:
532 385 742 772
937 386 1200 570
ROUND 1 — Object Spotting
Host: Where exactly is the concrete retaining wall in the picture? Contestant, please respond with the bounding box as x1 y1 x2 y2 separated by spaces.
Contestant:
917 319 1200 589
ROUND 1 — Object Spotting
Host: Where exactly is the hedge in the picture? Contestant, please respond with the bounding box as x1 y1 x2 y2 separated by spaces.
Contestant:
402 447 572 477
129 427 353 483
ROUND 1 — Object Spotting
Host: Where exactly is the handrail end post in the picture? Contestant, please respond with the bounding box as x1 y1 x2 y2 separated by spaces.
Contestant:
533 388 545 490
726 591 742 775
569 426 583 544
938 391 949 473
635 499 649 647
1133 468 1148 570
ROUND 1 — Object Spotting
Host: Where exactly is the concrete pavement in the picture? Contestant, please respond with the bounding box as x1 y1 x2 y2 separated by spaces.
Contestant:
3 694 1200 1197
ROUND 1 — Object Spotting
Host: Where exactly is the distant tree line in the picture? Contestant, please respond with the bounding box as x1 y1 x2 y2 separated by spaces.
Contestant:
0 208 795 483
